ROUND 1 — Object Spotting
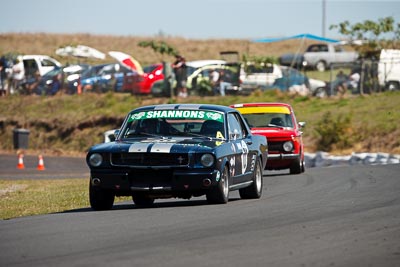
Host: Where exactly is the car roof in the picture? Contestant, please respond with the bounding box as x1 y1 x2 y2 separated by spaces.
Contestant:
21 55 61 65
131 104 235 114
230 103 293 114
186 60 227 68
230 102 293 109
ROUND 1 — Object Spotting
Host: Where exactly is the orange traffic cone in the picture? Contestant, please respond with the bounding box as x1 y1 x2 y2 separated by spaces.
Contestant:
17 153 25 169
37 155 45 171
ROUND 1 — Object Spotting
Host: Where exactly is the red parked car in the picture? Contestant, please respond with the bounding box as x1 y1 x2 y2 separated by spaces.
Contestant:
123 63 164 95
231 103 305 174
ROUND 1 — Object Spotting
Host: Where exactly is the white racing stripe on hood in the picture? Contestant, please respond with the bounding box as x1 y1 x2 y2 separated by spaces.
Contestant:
129 143 150 153
151 143 174 153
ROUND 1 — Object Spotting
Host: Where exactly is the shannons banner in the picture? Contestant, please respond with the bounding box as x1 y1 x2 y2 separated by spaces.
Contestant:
129 110 224 122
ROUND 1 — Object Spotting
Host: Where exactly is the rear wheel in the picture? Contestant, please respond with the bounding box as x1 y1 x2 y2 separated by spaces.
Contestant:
315 61 327 72
206 166 229 204
239 158 263 199
89 182 115 211
385 81 400 91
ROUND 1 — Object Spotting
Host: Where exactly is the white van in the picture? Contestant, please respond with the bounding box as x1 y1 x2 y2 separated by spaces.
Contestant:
22 55 61 78
378 49 400 90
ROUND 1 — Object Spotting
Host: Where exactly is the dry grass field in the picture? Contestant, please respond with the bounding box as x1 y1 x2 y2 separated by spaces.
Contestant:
0 33 323 66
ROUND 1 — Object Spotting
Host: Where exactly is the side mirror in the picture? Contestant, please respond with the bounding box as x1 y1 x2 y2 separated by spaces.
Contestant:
114 129 120 139
298 122 306 128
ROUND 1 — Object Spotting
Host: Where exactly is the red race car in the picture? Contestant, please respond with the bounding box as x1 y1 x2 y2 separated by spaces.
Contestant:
231 102 305 174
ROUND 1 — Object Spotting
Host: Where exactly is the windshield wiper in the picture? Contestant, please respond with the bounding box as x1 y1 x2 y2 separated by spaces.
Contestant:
267 124 285 129
184 132 226 141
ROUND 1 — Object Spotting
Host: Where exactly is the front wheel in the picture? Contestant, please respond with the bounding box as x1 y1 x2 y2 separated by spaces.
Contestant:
206 166 229 204
290 157 302 174
239 158 263 199
313 87 328 98
89 182 115 211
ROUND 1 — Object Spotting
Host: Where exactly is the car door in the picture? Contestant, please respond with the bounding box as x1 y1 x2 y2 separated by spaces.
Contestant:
227 112 254 184
23 59 38 79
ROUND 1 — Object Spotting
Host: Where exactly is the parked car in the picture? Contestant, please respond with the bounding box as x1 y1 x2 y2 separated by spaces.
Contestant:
81 63 135 93
69 63 109 93
231 102 305 174
378 49 400 91
22 55 62 78
239 64 326 96
186 60 227 76
271 66 311 96
186 62 241 95
123 63 164 95
240 63 283 89
21 64 89 95
86 103 268 210
279 43 359 72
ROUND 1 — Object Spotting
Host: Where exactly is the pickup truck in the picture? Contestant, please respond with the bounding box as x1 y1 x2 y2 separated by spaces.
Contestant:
378 49 400 91
279 43 359 72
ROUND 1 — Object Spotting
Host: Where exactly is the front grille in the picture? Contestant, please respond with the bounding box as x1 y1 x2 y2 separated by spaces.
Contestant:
111 153 189 167
268 141 284 152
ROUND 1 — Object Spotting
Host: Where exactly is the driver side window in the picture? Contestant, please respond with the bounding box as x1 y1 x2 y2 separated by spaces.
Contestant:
227 113 244 140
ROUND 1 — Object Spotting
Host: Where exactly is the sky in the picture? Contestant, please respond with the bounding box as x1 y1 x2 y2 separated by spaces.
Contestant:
1 0 399 40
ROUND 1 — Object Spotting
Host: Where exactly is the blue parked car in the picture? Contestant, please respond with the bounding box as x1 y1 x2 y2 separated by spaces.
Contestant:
270 66 311 96
28 64 89 95
81 63 135 93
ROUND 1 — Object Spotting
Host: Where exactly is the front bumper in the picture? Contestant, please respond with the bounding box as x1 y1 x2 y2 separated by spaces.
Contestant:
90 168 220 193
267 153 299 160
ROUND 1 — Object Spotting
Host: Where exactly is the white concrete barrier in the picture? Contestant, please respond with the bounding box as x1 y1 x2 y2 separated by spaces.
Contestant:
305 151 400 168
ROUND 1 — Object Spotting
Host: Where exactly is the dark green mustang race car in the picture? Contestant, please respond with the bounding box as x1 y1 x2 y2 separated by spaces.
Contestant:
87 104 268 210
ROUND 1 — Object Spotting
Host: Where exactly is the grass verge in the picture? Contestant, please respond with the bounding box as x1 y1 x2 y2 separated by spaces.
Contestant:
0 179 129 220
0 179 88 220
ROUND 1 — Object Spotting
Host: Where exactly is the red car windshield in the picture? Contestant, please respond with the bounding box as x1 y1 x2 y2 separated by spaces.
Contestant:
241 113 293 128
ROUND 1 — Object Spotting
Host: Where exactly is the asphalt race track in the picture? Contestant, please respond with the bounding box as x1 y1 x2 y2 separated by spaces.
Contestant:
1 159 400 266
0 154 89 179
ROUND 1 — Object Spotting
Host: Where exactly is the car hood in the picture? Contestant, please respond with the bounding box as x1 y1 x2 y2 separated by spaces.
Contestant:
90 137 226 154
251 128 298 139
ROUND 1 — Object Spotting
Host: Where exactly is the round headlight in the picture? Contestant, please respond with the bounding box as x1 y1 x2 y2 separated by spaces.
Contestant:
283 141 294 152
89 153 103 167
200 154 214 167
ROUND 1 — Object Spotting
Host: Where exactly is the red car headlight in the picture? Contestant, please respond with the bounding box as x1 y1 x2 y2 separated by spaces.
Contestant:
283 141 294 152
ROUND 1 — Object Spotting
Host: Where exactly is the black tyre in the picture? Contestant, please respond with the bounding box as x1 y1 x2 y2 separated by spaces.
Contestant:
132 194 155 207
385 81 400 91
89 182 115 211
315 61 327 72
239 158 263 199
290 157 302 175
313 87 328 98
206 166 229 204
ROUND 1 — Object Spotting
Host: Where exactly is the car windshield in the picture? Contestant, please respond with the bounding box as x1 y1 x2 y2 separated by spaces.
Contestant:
143 65 159 73
242 113 293 128
120 109 225 139
42 68 61 78
81 64 108 78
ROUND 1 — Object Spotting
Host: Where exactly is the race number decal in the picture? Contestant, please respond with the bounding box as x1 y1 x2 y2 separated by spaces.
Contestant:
230 143 236 177
237 140 249 174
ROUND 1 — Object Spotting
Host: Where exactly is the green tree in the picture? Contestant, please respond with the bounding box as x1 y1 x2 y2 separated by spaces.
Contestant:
241 54 278 73
330 16 400 58
138 41 178 61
